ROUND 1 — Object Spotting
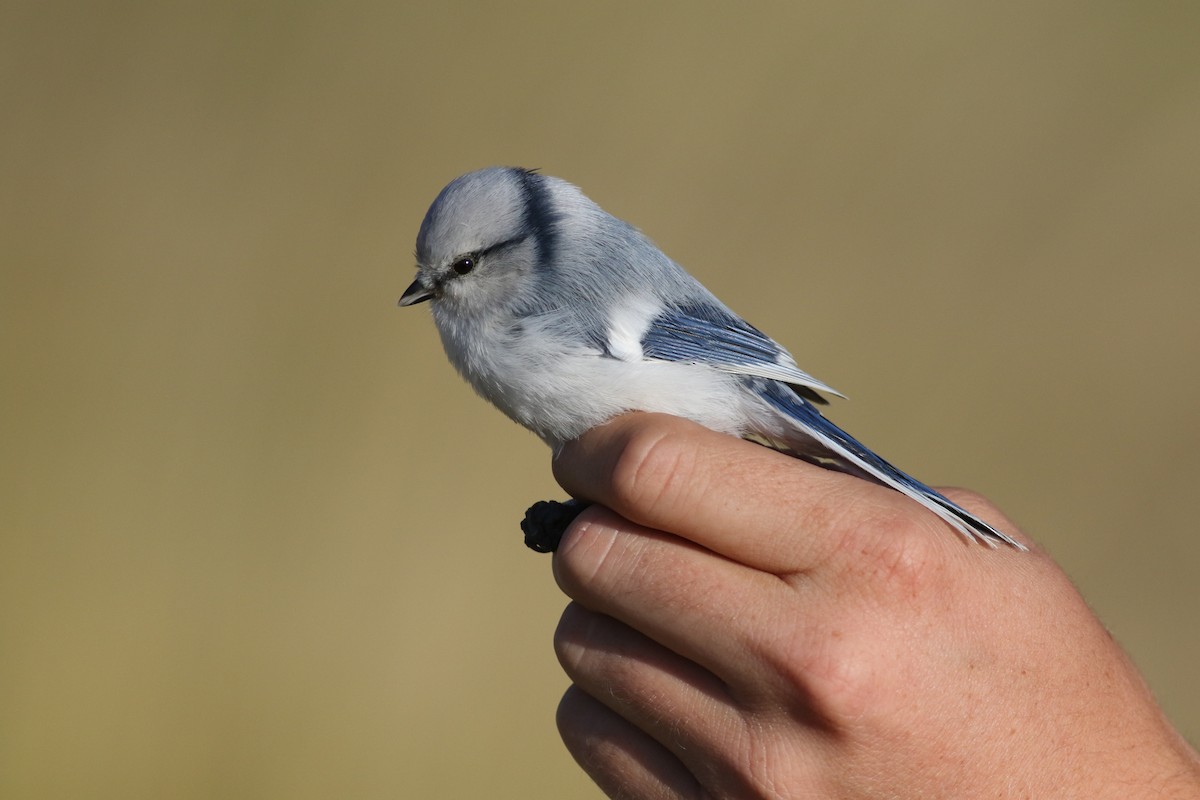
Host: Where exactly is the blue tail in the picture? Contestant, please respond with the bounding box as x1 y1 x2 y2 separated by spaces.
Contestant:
755 380 1025 550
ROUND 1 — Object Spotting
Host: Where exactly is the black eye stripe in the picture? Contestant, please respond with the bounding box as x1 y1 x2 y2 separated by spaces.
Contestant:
449 234 530 277
478 234 529 258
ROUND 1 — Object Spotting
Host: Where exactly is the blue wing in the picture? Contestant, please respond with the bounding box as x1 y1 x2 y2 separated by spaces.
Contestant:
632 301 1024 549
639 302 842 403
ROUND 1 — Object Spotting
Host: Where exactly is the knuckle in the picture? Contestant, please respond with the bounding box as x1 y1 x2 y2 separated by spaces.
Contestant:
552 602 590 674
823 498 948 603
555 685 588 740
752 519 952 725
861 515 942 596
607 422 693 518
554 603 641 691
551 513 624 599
766 620 890 726
552 607 660 713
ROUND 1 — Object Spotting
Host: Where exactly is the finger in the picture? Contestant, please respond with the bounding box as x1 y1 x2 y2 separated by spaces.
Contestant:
553 412 919 574
555 601 740 734
555 604 793 799
553 505 805 701
557 686 701 800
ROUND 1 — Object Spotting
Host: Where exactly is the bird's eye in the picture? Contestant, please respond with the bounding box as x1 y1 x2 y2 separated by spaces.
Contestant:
451 256 475 276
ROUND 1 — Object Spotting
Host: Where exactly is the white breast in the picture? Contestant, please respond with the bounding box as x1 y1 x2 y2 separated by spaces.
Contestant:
433 301 751 449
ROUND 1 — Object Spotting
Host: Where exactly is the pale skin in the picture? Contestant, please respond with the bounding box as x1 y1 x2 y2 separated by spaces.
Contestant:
549 413 1200 800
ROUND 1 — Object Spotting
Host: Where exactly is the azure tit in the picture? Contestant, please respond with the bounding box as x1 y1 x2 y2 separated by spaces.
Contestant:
400 167 1024 550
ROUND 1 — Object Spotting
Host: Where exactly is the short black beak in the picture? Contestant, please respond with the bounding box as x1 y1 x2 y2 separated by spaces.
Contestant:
398 277 434 306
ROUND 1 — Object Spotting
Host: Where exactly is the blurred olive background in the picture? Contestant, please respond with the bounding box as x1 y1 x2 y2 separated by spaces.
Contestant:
2 3 1198 798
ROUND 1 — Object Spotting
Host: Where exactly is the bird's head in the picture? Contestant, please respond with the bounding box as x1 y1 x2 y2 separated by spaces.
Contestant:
399 167 561 316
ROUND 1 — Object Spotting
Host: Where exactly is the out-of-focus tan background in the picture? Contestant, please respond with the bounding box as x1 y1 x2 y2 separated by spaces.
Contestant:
2 3 1197 798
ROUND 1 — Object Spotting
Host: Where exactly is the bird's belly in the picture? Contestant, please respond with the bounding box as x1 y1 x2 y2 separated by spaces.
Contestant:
437 309 756 447
478 347 751 448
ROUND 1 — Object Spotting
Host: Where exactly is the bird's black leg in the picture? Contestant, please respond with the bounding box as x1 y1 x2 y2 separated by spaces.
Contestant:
521 498 590 553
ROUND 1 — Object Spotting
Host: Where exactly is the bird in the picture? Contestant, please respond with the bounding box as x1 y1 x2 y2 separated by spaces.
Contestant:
399 167 1025 550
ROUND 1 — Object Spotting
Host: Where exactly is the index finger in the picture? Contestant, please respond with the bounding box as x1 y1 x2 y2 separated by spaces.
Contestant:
552 413 920 574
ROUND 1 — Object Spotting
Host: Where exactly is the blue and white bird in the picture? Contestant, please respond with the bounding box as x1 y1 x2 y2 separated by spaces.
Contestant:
399 167 1024 550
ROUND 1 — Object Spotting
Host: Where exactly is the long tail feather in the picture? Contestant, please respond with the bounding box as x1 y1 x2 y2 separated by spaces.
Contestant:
755 381 1026 551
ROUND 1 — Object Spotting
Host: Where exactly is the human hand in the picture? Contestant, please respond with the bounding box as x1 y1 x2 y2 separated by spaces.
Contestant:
550 413 1200 799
